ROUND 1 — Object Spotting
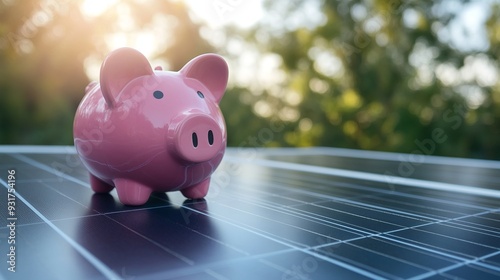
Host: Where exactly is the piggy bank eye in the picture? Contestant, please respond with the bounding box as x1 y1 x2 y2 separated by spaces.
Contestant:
197 91 205 99
153 90 164 99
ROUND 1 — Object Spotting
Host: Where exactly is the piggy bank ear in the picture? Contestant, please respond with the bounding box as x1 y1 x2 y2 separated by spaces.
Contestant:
180 54 228 103
100 47 153 107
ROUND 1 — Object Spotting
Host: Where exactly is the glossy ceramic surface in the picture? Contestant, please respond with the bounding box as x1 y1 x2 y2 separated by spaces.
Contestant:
73 48 229 205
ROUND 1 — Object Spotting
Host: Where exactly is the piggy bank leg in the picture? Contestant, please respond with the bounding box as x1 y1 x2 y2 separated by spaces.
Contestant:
113 178 152 206
90 174 114 193
181 178 210 199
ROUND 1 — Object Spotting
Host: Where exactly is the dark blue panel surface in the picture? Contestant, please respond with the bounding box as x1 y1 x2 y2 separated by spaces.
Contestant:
0 146 499 279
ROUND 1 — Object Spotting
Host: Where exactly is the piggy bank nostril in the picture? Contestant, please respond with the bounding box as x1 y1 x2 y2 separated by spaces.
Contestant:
208 130 214 146
192 132 198 148
174 114 223 162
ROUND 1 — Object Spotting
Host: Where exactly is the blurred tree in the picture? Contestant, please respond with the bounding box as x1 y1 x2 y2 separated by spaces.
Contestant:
0 0 212 144
2 0 500 160
219 0 500 159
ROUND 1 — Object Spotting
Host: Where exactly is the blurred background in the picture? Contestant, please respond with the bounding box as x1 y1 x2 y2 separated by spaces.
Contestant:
1 0 500 160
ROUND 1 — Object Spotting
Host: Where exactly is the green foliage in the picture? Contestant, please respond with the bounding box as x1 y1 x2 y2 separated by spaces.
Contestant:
220 0 500 159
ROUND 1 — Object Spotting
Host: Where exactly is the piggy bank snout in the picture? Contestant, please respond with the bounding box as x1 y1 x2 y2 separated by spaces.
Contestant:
173 114 223 163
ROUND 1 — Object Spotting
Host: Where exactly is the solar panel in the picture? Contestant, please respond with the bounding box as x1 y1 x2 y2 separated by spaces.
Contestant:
1 146 499 279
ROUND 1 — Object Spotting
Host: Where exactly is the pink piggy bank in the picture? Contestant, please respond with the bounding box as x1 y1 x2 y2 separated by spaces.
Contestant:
73 47 228 206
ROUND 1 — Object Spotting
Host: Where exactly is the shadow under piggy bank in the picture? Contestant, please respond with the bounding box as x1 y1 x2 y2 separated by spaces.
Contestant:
75 193 221 278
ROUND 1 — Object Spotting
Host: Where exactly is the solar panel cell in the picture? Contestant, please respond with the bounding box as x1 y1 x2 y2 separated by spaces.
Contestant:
1 146 499 279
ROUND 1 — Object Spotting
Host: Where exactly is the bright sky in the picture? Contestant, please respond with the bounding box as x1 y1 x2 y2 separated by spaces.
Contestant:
446 1 491 51
185 0 263 29
80 0 263 80
80 0 264 28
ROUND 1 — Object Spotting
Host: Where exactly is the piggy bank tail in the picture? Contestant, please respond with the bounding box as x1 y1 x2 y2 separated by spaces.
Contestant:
85 81 99 93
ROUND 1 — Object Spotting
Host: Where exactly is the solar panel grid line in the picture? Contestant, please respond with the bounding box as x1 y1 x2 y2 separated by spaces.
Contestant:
362 200 488 222
224 156 500 199
203 176 500 276
168 203 325 277
247 190 418 234
8 153 216 216
414 210 500 233
298 193 441 224
315 200 435 225
131 244 294 280
312 246 404 280
7 153 500 243
212 193 368 242
301 205 441 239
433 218 500 239
475 252 500 272
333 240 444 278
224 177 492 232
289 204 407 237
202 194 354 246
166 208 253 257
395 208 500 241
203 268 230 280
251 177 450 222
264 170 498 212
248 173 381 200
269 171 496 212
354 197 485 221
221 192 372 238
282 207 379 240
304 201 428 230
386 210 497 258
139 246 313 280
174 221 251 257
385 233 491 261
252 147 500 169
408 263 466 280
299 249 387 280
227 154 500 278
305 211 500 266
10 149 495 218
407 224 500 251
270 155 500 191
36 177 287 271
165 205 386 280
377 234 471 266
98 209 197 266
224 186 311 206
39 181 95 208
265 174 388 201
327 210 500 274
348 236 462 268
222 177 430 238
409 250 500 280
219 177 333 207
0 178 119 280
2 147 499 279
216 184 389 235
10 153 90 188
2 156 247 278
448 220 500 238
2 170 326 278
200 202 325 248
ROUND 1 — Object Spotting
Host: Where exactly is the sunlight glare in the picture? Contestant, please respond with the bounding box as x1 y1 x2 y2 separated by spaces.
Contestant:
81 0 118 17
184 0 263 28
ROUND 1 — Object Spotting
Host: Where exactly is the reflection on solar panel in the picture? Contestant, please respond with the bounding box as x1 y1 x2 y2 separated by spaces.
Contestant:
1 146 499 279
